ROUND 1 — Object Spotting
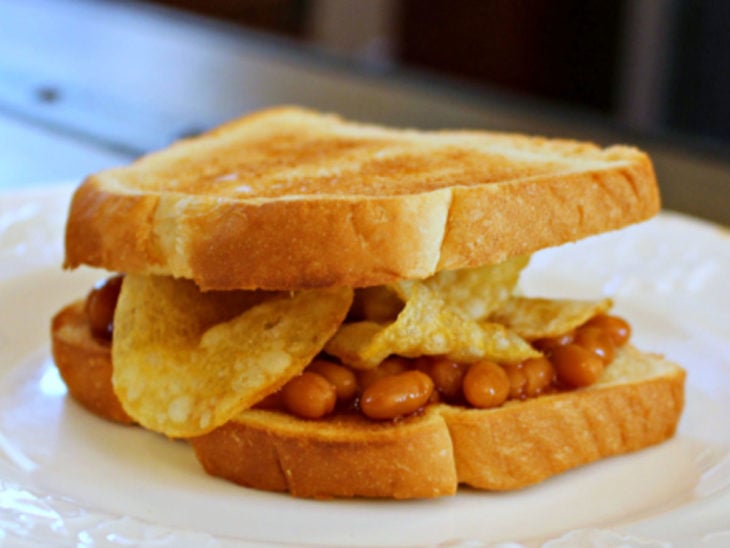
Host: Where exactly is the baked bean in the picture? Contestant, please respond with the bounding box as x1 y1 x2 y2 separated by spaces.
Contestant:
574 326 616 365
522 356 555 397
428 357 469 400
502 362 527 399
462 360 510 409
360 370 434 420
551 344 604 388
307 359 358 401
584 314 631 346
85 275 124 340
532 330 575 353
281 372 336 419
428 389 441 404
357 357 409 391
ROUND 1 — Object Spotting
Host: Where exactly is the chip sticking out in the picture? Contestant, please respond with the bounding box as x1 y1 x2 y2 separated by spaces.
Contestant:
400 255 529 320
325 283 539 369
112 275 352 437
490 297 613 340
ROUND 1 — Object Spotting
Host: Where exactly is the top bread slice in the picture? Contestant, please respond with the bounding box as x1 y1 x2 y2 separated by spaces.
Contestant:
64 107 659 290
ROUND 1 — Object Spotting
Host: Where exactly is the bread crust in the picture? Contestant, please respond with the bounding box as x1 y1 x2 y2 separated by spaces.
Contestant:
441 362 684 490
51 301 134 424
192 409 457 499
51 300 684 498
64 107 659 290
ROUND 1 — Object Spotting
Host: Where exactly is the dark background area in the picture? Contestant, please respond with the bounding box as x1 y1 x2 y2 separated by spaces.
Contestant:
142 0 730 148
398 1 623 113
666 1 730 144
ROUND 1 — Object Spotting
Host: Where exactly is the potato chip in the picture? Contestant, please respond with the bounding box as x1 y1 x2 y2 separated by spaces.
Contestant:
490 297 613 340
325 283 538 369
112 275 352 437
400 255 529 320
346 257 529 324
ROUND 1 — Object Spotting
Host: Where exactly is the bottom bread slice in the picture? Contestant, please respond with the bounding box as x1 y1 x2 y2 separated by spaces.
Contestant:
51 300 685 499
51 301 134 424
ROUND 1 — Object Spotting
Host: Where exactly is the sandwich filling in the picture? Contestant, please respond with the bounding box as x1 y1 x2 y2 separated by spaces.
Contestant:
84 255 629 438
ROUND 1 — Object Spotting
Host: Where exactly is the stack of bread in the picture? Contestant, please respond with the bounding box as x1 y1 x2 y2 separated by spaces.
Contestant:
52 107 685 499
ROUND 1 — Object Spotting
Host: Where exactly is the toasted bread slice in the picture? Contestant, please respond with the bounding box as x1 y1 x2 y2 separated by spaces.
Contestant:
64 107 659 290
51 300 685 499
51 301 133 424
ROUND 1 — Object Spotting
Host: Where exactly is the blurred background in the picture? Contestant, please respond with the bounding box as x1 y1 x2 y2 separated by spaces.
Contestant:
142 0 730 146
1 0 728 223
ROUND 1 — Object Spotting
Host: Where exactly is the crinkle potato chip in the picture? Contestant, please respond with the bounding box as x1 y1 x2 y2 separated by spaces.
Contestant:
399 255 529 320
325 283 538 369
490 297 613 340
112 275 352 437
347 257 529 324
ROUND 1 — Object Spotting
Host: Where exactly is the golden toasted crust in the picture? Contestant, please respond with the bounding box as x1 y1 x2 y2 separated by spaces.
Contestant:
441 356 684 490
51 301 684 498
64 107 659 290
51 301 134 424
192 410 457 499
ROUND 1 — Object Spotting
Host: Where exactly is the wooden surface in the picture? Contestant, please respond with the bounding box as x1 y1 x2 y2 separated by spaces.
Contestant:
0 0 728 225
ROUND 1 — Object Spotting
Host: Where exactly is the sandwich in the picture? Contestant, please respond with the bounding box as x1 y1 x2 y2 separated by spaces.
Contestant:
51 106 685 499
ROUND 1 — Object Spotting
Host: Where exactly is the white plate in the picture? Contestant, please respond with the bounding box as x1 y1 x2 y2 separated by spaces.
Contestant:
1 184 729 547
